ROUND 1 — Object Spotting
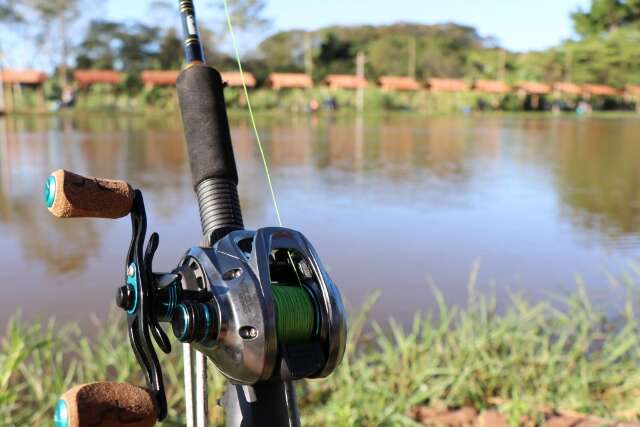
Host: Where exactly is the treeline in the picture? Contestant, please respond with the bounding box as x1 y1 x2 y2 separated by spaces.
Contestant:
2 0 639 90
255 0 640 88
71 21 497 85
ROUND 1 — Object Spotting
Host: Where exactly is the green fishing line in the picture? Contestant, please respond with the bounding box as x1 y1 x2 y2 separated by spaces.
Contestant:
223 0 283 227
272 285 316 344
223 2 318 342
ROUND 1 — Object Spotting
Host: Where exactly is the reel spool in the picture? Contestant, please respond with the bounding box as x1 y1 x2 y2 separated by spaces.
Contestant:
169 228 347 384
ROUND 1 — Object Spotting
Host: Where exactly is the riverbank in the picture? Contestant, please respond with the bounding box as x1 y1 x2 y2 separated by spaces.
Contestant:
7 85 640 115
2 283 639 426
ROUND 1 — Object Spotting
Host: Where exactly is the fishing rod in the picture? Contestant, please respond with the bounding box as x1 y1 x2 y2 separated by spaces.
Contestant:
47 1 347 426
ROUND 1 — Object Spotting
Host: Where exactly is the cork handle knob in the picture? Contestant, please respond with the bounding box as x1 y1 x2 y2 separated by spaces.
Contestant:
54 382 157 427
45 170 134 219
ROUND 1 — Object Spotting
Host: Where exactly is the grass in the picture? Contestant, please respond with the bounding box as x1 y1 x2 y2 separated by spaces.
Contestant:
2 276 640 426
66 86 573 115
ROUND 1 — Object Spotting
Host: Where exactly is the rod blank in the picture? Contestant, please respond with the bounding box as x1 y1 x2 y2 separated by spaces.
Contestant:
179 0 205 64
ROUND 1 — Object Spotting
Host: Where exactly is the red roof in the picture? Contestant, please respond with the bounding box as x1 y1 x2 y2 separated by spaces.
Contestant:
74 70 123 87
140 70 255 88
378 76 420 91
553 82 582 95
324 74 368 90
473 80 511 94
141 70 179 86
626 85 640 96
427 78 469 92
266 73 313 89
220 71 256 88
517 81 551 95
0 69 47 84
582 84 620 96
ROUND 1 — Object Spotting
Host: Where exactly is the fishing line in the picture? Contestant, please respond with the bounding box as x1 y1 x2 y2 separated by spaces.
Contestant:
222 0 283 227
222 0 316 342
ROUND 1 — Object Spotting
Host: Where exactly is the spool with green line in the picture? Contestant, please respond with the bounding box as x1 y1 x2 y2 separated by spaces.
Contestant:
271 283 319 344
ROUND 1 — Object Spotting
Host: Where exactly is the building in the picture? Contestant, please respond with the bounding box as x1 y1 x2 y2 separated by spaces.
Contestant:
473 80 511 94
140 70 255 88
582 84 620 97
74 70 124 88
0 69 48 113
516 82 552 95
516 82 552 110
265 73 313 90
378 76 421 91
220 71 256 88
625 85 640 112
141 70 180 87
426 78 469 92
626 85 640 97
324 74 368 90
553 82 582 96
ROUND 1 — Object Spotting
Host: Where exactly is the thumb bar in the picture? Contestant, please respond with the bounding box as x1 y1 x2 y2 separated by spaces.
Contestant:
45 169 134 219
54 382 157 427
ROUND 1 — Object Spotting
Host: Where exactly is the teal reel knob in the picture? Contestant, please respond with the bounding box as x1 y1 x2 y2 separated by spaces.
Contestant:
44 175 56 208
53 399 68 427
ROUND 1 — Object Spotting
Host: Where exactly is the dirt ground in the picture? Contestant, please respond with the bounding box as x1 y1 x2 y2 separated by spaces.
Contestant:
411 405 640 427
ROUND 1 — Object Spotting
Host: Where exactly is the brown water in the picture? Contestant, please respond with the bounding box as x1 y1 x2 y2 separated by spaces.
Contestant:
1 112 639 327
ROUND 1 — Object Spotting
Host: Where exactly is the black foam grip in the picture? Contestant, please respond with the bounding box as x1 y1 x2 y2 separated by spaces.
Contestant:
177 64 239 188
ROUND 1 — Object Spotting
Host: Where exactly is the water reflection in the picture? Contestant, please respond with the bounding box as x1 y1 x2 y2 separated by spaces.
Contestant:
0 113 639 326
553 119 640 239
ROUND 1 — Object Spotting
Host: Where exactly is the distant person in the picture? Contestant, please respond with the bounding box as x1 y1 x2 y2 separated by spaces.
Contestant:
308 98 320 113
323 96 337 111
576 100 592 115
61 86 76 108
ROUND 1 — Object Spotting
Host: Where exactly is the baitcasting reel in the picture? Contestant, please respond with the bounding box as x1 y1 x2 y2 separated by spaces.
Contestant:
50 2 346 425
46 169 346 425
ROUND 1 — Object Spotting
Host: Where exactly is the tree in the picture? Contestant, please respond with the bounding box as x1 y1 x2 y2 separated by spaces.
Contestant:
315 33 355 77
572 0 640 37
256 23 490 82
75 20 183 72
25 0 100 84
157 28 183 70
213 0 269 32
0 0 22 21
75 20 123 70
256 31 307 73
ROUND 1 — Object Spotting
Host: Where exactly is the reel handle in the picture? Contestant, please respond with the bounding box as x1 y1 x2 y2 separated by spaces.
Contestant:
45 169 134 219
54 382 157 427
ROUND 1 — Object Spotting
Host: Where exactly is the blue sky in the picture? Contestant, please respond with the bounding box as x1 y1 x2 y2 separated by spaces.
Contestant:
107 0 591 52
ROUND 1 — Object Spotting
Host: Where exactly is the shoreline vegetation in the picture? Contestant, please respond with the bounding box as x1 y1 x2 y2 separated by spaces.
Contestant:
2 280 640 426
5 85 640 116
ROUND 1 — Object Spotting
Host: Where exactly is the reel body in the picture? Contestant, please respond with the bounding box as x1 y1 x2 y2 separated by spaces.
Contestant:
110 189 347 420
175 228 347 384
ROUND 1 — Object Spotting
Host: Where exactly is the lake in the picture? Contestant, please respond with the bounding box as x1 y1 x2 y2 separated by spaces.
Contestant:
1 112 639 328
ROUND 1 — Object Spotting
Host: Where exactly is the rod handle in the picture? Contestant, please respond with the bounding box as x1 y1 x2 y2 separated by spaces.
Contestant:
177 64 239 189
45 169 134 219
54 382 157 427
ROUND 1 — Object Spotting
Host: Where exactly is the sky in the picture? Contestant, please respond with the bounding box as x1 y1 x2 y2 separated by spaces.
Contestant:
107 0 592 52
